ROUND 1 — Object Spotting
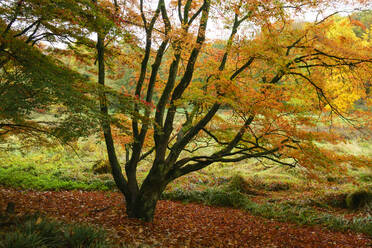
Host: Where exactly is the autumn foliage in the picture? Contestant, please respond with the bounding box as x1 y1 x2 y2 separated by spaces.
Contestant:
1 0 371 222
1 187 372 247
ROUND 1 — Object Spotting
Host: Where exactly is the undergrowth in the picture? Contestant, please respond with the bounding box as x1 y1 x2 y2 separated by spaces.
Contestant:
1 141 371 238
0 166 114 191
0 215 115 248
0 146 116 191
161 178 372 237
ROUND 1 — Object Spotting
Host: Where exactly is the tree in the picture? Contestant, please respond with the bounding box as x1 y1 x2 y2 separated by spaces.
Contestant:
0 0 105 144
2 0 371 222
350 9 372 38
91 0 372 221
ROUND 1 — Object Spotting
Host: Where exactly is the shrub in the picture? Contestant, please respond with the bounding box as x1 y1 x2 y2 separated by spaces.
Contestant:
225 175 248 193
224 175 263 195
161 188 202 202
20 216 65 248
162 188 248 208
317 193 348 209
203 189 243 207
0 232 46 248
345 190 372 210
64 224 108 248
92 160 111 174
0 215 113 248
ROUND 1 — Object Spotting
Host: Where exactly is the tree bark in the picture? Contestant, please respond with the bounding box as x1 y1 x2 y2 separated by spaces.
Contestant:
127 187 163 222
126 165 167 221
96 31 128 197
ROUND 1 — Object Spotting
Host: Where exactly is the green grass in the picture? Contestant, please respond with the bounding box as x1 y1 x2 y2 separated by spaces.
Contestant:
162 186 372 237
162 187 249 208
1 137 371 238
0 166 113 190
162 173 372 237
0 215 115 248
0 145 116 191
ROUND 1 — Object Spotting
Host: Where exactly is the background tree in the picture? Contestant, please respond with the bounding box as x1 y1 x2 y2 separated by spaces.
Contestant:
350 9 372 38
0 0 118 144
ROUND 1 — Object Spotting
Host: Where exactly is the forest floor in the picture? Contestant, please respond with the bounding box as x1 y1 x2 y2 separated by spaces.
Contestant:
1 187 371 248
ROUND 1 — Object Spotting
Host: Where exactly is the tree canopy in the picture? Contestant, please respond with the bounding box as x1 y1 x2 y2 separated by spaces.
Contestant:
0 0 104 144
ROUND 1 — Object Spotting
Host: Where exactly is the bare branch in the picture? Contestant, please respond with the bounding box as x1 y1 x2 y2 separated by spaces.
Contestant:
177 0 183 23
188 2 205 26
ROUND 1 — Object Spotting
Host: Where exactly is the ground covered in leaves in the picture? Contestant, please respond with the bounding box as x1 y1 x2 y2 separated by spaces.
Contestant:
0 187 371 248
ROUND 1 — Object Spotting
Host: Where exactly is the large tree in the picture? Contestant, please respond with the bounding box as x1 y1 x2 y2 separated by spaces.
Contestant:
92 0 371 221
2 0 371 222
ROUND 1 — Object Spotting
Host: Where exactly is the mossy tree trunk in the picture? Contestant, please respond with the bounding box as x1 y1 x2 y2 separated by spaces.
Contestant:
126 173 167 222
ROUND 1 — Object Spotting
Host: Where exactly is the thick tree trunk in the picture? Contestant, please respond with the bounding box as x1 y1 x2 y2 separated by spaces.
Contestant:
126 164 168 222
126 189 162 222
126 185 164 222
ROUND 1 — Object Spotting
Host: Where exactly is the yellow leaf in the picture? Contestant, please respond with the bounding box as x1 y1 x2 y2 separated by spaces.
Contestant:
35 217 42 225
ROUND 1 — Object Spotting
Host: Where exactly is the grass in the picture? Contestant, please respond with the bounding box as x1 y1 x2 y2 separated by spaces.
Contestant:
0 144 116 191
162 171 372 237
162 187 249 208
0 214 115 248
162 185 372 237
0 137 371 238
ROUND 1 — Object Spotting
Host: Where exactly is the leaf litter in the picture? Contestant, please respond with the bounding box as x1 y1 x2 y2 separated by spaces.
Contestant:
0 187 371 248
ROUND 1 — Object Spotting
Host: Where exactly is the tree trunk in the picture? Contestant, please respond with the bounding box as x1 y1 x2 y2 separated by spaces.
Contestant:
126 185 164 222
127 192 160 222
126 165 168 222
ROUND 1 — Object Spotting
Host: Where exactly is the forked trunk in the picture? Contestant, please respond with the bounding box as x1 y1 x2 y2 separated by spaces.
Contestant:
126 190 161 222
125 171 167 222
